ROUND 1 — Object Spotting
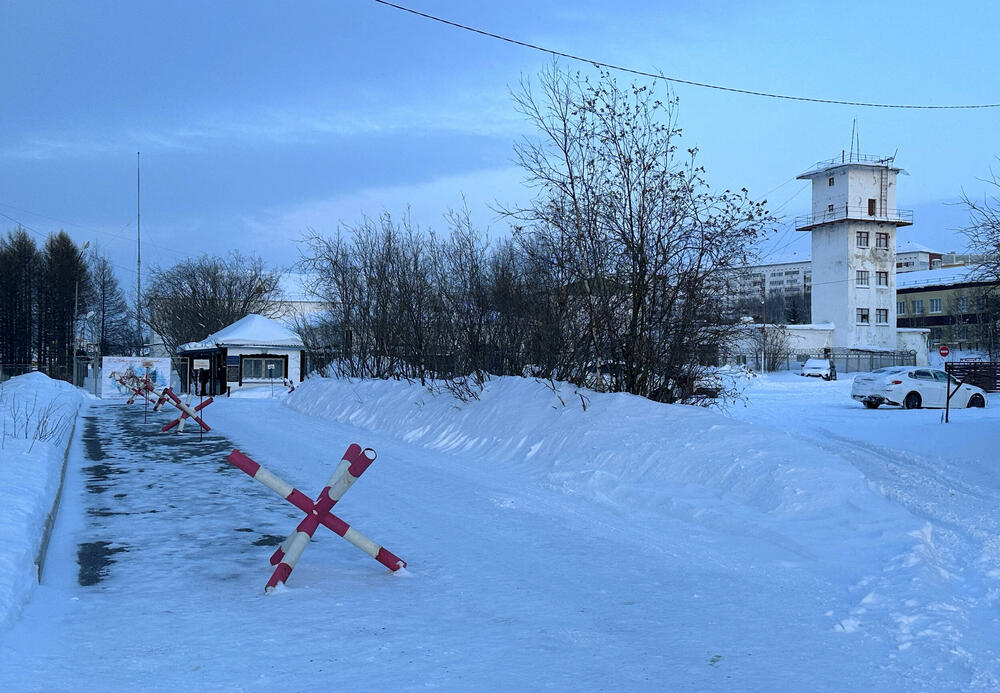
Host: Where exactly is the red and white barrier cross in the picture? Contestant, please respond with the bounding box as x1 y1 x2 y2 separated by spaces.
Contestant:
160 388 213 433
227 444 406 591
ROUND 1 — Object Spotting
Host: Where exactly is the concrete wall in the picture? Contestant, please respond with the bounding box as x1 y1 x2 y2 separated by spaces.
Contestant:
897 329 930 365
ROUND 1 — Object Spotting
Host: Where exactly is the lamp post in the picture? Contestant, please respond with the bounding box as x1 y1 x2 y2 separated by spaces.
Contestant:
73 241 90 384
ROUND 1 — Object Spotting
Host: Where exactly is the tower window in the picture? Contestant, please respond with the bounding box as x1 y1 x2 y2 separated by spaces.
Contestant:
856 231 869 248
877 271 888 286
868 199 877 215
876 232 889 248
828 177 835 186
827 204 834 213
855 270 870 287
856 308 870 324
876 308 889 324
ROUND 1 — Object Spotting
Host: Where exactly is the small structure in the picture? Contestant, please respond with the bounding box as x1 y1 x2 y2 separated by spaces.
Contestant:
178 314 305 395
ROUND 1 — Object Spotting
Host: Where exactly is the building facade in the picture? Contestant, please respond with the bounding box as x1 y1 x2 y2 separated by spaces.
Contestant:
795 153 913 350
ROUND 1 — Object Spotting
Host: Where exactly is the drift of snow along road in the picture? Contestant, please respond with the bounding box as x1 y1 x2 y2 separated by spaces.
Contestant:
0 373 84 632
0 370 998 690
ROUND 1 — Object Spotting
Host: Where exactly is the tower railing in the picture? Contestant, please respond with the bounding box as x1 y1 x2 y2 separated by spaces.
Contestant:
795 205 913 231
799 152 898 176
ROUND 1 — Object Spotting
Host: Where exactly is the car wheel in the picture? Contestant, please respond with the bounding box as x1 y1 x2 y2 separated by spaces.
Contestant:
863 400 880 409
903 392 922 409
969 394 986 408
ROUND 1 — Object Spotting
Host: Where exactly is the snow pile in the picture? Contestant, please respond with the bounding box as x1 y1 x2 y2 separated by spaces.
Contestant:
285 376 892 564
0 373 84 631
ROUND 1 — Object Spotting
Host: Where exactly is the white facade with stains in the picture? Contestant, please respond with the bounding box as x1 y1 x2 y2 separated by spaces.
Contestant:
795 154 914 351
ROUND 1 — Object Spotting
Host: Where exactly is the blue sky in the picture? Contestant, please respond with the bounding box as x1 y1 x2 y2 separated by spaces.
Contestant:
2 1 999 286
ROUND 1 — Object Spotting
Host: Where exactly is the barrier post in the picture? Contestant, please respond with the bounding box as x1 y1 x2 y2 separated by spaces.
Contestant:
226 445 405 591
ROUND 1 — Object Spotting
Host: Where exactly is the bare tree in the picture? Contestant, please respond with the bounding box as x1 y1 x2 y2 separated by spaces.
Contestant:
142 252 282 353
961 169 1000 283
499 63 772 402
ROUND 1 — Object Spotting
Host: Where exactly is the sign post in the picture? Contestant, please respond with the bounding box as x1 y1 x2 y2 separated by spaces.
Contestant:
192 358 210 441
142 359 153 423
267 362 275 397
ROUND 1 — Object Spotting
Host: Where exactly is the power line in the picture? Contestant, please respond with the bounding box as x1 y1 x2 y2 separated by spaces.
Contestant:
0 210 138 277
372 0 1000 110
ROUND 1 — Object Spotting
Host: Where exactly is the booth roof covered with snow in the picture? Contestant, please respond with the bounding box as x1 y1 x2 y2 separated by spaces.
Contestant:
178 314 305 395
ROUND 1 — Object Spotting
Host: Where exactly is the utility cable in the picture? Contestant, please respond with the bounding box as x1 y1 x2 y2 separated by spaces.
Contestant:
372 0 1000 110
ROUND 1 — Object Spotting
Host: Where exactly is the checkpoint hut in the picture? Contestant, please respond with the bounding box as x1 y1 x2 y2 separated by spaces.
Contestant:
178 314 305 395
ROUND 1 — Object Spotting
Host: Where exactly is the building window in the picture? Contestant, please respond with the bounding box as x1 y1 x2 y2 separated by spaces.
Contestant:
827 203 835 213
876 308 888 324
856 231 869 248
868 199 877 215
876 271 888 286
912 299 924 314
958 296 970 312
876 232 889 248
855 270 870 287
828 177 835 186
930 298 942 313
897 301 905 315
856 308 870 324
242 357 285 380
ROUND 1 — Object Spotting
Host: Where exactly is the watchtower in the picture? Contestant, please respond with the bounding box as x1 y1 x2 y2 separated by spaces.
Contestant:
796 153 912 349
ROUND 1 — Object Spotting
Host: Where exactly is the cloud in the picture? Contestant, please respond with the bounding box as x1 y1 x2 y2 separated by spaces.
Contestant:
1 89 527 161
243 165 528 249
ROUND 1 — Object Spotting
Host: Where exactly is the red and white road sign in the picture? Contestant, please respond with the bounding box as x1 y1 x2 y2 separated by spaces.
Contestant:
939 345 950 358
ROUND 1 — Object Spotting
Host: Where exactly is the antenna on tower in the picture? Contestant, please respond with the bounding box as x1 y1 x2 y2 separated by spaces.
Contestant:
136 151 142 356
849 119 856 161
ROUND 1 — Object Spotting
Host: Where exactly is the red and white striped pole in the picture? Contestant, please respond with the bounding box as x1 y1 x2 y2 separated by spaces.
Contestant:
226 446 405 591
161 388 212 432
177 392 194 432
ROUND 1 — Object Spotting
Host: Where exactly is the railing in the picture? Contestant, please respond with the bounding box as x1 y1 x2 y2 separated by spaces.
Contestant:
795 205 913 230
800 152 898 176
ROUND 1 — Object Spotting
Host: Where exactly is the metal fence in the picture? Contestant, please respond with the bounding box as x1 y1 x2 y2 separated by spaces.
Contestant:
731 348 917 375
945 362 1000 392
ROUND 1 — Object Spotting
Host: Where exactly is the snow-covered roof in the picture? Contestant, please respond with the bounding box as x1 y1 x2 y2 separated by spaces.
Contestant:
896 240 941 255
895 265 987 290
178 314 304 353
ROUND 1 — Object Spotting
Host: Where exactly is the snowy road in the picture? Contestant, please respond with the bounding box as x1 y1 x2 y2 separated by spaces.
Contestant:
1 376 999 691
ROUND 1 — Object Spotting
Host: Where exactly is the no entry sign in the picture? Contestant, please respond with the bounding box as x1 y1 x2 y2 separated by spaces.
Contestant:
939 345 950 358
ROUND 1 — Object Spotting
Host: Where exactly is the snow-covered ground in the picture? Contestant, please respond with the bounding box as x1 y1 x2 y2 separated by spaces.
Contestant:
0 373 85 631
0 370 998 690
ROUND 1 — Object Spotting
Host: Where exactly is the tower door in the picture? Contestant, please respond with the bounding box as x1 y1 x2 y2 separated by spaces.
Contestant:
867 198 877 216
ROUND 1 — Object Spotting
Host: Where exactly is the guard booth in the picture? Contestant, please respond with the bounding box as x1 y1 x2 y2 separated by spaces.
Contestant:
177 315 305 395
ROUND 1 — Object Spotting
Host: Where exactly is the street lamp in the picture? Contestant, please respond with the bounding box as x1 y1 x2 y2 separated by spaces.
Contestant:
73 241 90 383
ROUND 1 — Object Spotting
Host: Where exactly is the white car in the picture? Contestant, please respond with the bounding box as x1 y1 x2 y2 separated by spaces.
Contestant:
851 366 988 410
800 358 836 380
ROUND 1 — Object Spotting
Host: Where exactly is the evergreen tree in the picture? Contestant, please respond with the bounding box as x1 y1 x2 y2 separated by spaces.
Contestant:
36 231 89 381
89 253 134 356
0 228 40 372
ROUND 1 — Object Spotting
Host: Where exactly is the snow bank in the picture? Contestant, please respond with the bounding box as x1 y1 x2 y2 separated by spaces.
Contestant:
0 373 84 631
284 376 891 560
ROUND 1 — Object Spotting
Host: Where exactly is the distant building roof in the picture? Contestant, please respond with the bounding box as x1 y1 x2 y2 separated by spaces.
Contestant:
178 314 304 353
895 265 985 290
896 240 941 255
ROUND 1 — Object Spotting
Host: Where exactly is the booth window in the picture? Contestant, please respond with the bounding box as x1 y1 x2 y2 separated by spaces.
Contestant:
243 357 285 379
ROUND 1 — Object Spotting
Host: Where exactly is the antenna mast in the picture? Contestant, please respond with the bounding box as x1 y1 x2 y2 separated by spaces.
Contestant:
136 151 142 354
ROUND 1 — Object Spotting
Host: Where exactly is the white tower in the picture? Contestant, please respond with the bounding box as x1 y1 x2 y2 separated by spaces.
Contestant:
796 153 912 349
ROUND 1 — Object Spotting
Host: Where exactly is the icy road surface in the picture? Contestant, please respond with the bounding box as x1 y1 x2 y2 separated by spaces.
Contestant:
0 374 998 691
